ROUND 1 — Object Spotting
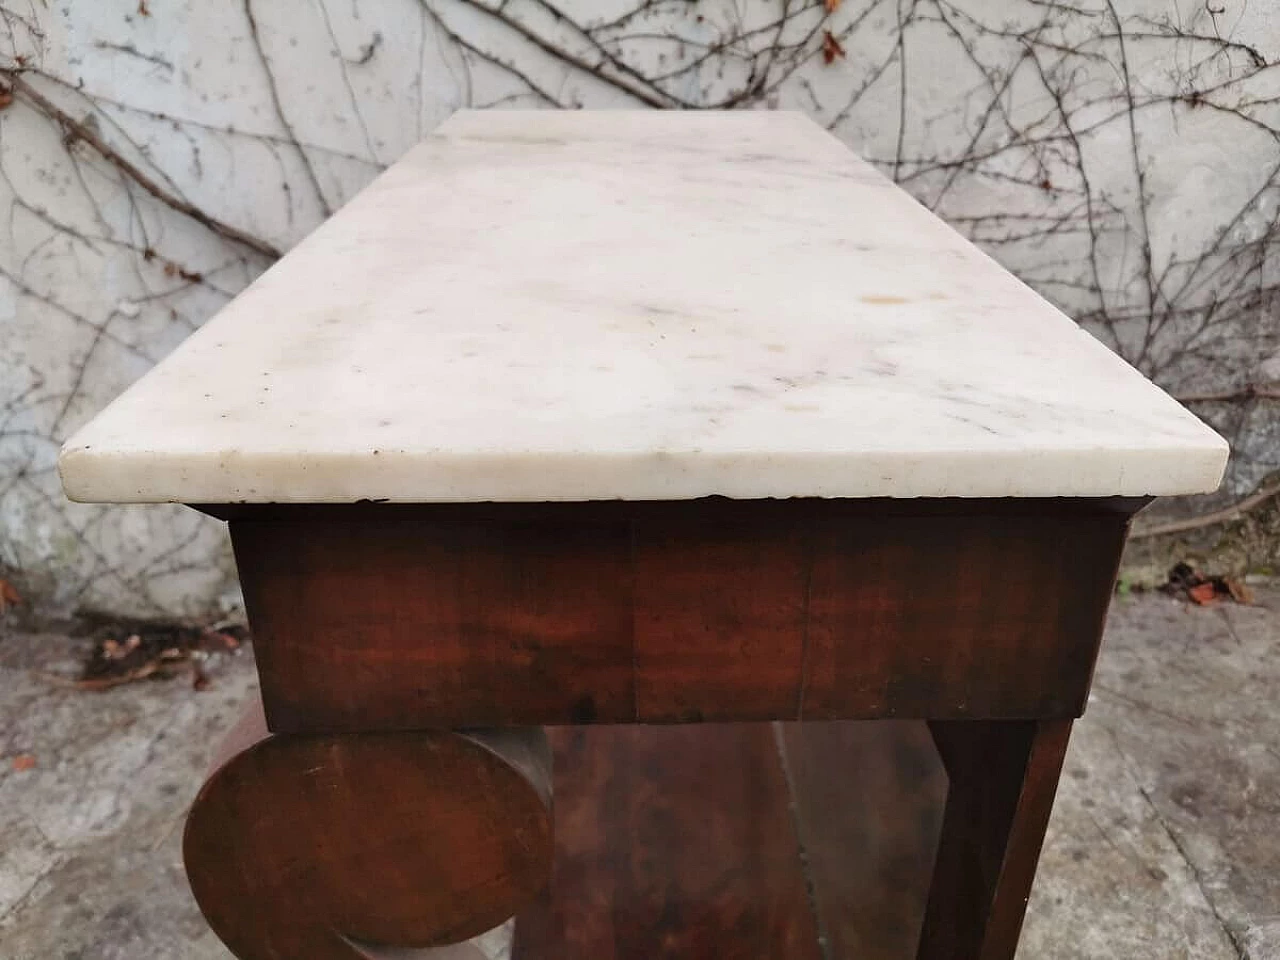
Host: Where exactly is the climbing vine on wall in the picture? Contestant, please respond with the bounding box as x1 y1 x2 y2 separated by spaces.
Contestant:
1 0 1277 613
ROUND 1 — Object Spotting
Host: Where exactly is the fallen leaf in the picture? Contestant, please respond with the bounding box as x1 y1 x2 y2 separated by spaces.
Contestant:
822 30 846 64
1188 581 1218 605
72 662 163 690
825 0 842 11
103 635 141 659
0 89 12 112
68 617 250 692
12 754 36 772
1225 577 1255 605
0 578 20 612
208 630 240 650
1164 562 1198 592
138 0 151 16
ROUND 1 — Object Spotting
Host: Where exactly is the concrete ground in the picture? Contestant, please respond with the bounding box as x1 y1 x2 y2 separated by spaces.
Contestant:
1 589 1277 960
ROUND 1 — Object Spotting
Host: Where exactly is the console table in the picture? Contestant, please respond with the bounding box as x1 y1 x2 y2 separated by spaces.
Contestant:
60 110 1227 960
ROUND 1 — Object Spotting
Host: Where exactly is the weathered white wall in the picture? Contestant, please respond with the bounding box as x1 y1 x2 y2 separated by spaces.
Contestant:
2 0 1278 615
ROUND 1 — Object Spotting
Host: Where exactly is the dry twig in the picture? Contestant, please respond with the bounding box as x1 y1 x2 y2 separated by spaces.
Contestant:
2 70 282 259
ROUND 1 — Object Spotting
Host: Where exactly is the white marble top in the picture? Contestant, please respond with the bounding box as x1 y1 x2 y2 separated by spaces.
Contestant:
60 110 1226 504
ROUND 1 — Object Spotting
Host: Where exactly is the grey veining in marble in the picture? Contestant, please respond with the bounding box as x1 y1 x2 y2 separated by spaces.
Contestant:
59 110 1227 503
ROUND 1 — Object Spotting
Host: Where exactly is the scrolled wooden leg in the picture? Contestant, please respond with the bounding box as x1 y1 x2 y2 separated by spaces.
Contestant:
183 696 553 960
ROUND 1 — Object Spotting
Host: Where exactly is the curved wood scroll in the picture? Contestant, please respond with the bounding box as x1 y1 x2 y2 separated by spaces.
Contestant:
183 697 552 960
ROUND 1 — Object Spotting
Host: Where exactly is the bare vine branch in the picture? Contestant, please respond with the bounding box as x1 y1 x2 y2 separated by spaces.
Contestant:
2 70 283 259
1131 480 1280 540
3 0 1279 612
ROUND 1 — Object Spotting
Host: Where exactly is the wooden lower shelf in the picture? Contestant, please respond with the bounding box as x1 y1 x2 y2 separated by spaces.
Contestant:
513 721 947 960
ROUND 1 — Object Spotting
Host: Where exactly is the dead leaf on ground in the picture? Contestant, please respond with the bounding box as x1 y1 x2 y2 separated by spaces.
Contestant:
0 89 13 112
0 578 21 612
57 618 249 692
67 661 164 691
12 754 36 772
137 0 151 16
1188 581 1218 605
822 30 846 64
102 634 142 660
1226 577 1255 605
1160 562 1255 606
825 0 843 12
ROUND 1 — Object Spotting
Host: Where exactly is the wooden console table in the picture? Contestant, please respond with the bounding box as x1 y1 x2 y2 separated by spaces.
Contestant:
60 111 1226 960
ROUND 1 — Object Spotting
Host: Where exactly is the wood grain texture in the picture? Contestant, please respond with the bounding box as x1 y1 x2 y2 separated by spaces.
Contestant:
512 719 1072 960
232 516 636 731
801 512 1124 720
513 720 949 960
916 719 1073 960
183 696 553 960
633 517 809 720
222 498 1139 733
513 723 825 960
779 721 947 960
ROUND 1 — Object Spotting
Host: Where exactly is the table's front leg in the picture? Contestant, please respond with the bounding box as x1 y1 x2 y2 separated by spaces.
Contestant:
182 696 554 960
917 719 1073 960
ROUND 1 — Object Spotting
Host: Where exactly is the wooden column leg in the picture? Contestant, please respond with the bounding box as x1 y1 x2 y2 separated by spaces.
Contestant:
917 719 1072 960
183 696 553 960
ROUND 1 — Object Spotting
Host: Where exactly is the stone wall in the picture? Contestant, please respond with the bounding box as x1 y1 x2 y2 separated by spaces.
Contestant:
2 0 1277 615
